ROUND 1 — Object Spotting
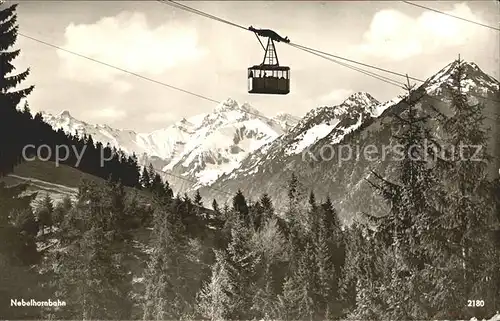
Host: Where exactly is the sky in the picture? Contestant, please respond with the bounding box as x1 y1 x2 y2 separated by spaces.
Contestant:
6 0 500 132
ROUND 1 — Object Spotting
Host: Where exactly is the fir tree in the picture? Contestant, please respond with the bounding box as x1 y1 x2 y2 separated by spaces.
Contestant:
278 241 319 321
232 189 250 225
225 218 259 319
142 201 199 319
251 218 288 319
140 166 151 189
37 194 54 235
359 76 445 319
197 250 235 320
194 190 203 207
212 198 220 213
428 58 499 318
0 3 34 175
260 193 274 223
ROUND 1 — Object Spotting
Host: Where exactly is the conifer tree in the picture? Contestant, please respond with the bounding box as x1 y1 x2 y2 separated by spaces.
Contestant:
37 194 54 235
197 250 235 320
198 217 258 319
232 189 250 225
212 198 220 213
225 218 259 318
278 241 318 320
194 190 203 207
427 58 499 318
140 166 151 189
0 3 34 175
142 201 199 319
260 193 274 223
251 218 288 319
357 77 445 319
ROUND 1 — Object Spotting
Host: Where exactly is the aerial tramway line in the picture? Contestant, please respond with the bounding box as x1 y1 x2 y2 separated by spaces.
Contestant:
247 26 291 95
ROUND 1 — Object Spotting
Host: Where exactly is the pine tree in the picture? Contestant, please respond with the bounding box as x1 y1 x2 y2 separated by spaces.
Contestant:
197 250 235 320
140 166 151 189
427 58 499 318
163 179 174 199
260 193 274 223
0 3 34 175
150 173 165 196
360 77 445 319
142 201 198 319
212 198 220 213
198 217 258 319
194 190 203 207
232 189 250 225
278 241 318 320
225 218 259 319
0 4 34 107
251 218 288 319
37 194 54 235
341 223 389 320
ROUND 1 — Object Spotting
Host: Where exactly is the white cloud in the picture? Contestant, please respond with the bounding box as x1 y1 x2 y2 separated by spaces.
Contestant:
144 112 177 123
318 89 353 105
89 107 127 120
58 11 208 83
110 80 133 94
358 3 483 60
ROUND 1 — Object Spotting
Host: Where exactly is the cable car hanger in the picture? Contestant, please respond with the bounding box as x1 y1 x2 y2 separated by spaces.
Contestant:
247 26 291 95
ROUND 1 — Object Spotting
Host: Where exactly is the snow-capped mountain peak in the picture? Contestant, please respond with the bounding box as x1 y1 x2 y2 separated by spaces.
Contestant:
214 98 239 113
424 60 499 95
342 91 379 107
58 110 72 118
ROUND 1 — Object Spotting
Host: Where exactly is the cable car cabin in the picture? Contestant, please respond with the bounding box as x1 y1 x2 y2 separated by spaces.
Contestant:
248 65 290 95
247 26 291 95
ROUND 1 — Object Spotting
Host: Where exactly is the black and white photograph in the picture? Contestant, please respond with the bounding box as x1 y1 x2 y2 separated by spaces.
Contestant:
0 0 499 320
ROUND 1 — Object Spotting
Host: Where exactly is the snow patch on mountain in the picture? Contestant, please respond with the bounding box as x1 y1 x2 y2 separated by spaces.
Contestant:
287 122 340 155
284 92 380 155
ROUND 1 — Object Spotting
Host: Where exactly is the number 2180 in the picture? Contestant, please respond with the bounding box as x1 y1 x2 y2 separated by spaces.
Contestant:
468 300 485 307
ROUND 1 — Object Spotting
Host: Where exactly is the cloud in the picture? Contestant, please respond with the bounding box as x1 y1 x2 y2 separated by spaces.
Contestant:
88 107 127 120
110 80 133 94
318 89 353 105
144 112 177 123
58 11 208 83
358 3 483 60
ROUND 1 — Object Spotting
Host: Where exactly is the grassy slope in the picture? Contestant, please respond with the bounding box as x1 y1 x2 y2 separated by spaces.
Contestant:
9 160 105 188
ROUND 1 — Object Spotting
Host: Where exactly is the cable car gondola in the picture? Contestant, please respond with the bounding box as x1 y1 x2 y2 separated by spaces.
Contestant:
247 26 290 95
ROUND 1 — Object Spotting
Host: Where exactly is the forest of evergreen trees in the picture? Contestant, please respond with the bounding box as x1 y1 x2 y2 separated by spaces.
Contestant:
1 3 499 320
